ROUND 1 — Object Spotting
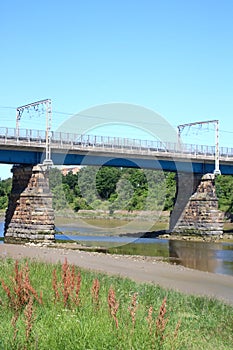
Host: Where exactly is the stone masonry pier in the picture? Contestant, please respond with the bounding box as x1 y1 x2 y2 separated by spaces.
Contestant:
170 173 224 236
4 164 55 243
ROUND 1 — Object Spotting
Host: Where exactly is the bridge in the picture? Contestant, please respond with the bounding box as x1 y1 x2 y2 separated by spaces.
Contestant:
1 127 233 175
0 126 230 243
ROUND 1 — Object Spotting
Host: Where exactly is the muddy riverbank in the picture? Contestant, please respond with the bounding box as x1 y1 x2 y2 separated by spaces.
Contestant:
0 243 233 306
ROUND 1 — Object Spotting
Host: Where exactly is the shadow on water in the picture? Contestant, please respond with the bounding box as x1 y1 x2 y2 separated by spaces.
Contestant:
168 240 233 276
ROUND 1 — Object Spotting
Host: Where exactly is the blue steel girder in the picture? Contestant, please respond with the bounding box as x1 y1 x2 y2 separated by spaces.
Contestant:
0 149 42 165
1 148 233 175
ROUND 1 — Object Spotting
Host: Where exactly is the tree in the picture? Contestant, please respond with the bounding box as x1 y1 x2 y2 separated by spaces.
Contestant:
109 177 134 212
77 166 99 205
164 172 176 210
49 167 62 189
73 197 90 211
62 171 79 191
96 167 121 199
0 177 12 210
216 175 233 213
51 184 70 211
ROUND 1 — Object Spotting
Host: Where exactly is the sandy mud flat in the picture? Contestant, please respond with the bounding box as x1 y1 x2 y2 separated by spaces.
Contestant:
0 243 233 306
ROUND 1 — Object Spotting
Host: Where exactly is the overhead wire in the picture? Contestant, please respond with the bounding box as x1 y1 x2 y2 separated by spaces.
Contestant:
1 105 233 134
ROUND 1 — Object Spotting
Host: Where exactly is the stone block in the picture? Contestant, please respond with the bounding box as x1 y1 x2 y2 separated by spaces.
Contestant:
4 164 55 243
171 173 224 236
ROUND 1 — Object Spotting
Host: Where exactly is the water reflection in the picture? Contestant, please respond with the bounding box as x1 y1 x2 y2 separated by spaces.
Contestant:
169 240 233 275
108 238 169 258
169 240 222 273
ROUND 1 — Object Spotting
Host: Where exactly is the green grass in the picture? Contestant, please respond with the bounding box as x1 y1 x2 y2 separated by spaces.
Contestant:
0 258 232 350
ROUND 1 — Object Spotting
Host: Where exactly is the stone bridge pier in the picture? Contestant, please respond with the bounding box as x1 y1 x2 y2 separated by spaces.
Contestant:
169 172 224 236
4 164 55 243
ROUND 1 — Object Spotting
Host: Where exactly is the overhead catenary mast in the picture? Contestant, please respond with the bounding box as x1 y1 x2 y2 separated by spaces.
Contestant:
177 119 221 176
16 99 53 166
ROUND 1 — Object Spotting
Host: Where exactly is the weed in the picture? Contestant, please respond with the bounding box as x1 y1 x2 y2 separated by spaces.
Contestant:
91 278 100 309
155 297 168 341
1 260 42 312
24 296 35 342
107 287 119 329
146 305 153 335
52 258 81 308
128 292 138 328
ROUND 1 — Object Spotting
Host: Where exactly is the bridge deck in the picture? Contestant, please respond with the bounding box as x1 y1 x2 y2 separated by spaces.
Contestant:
1 127 233 174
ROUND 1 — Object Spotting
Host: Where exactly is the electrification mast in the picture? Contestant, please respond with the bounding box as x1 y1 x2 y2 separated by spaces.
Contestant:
16 99 53 166
177 119 221 176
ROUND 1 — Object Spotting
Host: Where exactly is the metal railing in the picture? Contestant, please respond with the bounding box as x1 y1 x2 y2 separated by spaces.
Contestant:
0 127 233 159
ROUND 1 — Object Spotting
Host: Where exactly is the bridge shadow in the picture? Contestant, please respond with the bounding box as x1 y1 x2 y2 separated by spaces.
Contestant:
119 230 166 239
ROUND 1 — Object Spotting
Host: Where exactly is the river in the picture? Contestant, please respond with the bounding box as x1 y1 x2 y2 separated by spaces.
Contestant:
1 219 233 276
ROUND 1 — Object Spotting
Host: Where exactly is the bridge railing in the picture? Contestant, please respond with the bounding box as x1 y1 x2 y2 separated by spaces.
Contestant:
1 126 233 158
182 143 216 156
0 127 47 142
219 147 233 157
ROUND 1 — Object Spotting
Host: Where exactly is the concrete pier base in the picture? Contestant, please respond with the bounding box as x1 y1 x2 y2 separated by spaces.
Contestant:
4 164 55 243
170 173 224 236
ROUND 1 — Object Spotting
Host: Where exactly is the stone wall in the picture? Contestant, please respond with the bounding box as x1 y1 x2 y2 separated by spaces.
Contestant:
4 164 55 243
171 173 224 236
169 172 202 232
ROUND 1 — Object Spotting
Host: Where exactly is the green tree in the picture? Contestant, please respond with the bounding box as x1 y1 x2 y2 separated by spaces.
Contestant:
51 184 69 211
73 197 90 211
216 175 233 213
164 172 176 210
49 167 62 189
78 166 99 205
109 177 134 212
96 167 121 199
0 178 12 210
142 170 166 211
62 171 79 191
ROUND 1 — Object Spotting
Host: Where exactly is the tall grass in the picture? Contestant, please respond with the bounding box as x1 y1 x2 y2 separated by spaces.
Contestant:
0 257 232 349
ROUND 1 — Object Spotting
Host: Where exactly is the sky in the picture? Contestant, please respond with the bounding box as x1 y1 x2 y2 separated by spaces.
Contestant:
0 0 233 178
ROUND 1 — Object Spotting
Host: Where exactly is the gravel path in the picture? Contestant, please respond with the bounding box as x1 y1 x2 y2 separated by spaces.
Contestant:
0 243 233 306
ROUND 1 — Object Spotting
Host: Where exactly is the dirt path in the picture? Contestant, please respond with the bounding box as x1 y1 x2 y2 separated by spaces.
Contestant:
0 243 233 306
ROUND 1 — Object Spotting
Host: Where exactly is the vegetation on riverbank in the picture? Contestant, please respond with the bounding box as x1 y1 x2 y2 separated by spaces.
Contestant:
0 258 232 349
49 167 177 213
51 167 233 219
0 177 11 210
1 167 233 219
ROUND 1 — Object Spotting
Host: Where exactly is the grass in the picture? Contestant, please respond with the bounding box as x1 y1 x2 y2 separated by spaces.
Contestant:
0 258 232 349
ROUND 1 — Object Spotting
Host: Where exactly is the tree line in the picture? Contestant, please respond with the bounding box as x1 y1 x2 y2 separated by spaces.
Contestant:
0 167 233 215
48 167 176 213
41 167 233 215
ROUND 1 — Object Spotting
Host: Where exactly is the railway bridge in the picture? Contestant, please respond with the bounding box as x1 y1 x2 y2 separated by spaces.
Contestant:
1 126 232 243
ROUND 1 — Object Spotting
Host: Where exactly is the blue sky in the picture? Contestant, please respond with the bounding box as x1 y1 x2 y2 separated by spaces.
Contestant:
0 0 233 178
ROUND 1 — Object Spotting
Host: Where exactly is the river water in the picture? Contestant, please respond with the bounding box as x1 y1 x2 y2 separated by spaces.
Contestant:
1 219 233 276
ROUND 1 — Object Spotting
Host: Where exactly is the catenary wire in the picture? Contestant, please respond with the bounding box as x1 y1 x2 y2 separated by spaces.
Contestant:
1 106 233 134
